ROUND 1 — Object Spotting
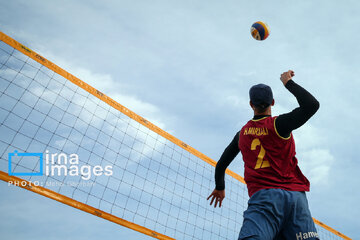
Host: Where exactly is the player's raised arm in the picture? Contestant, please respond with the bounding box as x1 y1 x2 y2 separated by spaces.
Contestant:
275 70 320 138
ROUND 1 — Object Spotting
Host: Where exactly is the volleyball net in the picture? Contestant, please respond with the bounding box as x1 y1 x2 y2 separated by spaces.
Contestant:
0 31 351 240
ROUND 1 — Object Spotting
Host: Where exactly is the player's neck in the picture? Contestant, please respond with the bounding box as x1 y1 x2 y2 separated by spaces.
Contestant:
254 107 272 116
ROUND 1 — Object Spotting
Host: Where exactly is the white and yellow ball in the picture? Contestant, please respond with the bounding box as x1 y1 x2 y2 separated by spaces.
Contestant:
250 21 270 41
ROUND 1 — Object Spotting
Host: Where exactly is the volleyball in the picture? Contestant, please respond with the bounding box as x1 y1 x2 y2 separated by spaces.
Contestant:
250 21 270 40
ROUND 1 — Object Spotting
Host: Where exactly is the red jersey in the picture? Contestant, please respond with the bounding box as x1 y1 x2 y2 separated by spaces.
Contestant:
238 116 309 197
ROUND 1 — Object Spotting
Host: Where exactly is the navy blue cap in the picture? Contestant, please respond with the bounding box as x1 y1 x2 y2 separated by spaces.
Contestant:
249 84 273 108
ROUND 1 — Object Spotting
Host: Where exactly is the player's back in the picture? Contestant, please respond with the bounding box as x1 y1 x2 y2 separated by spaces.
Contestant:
239 116 309 197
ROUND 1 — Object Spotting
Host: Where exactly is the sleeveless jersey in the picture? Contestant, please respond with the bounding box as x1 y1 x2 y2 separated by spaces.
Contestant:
238 116 310 197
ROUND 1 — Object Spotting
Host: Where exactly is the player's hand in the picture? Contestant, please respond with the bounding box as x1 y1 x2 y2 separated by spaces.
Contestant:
207 189 225 208
280 70 295 86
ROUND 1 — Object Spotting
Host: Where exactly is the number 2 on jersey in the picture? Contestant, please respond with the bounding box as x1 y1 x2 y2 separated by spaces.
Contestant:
251 138 270 169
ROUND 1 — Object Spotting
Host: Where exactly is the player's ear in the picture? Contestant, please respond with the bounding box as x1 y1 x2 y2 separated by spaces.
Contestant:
250 101 255 110
271 99 275 106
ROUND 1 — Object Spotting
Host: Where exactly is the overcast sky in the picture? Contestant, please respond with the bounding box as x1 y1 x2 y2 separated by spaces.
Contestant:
0 0 359 239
